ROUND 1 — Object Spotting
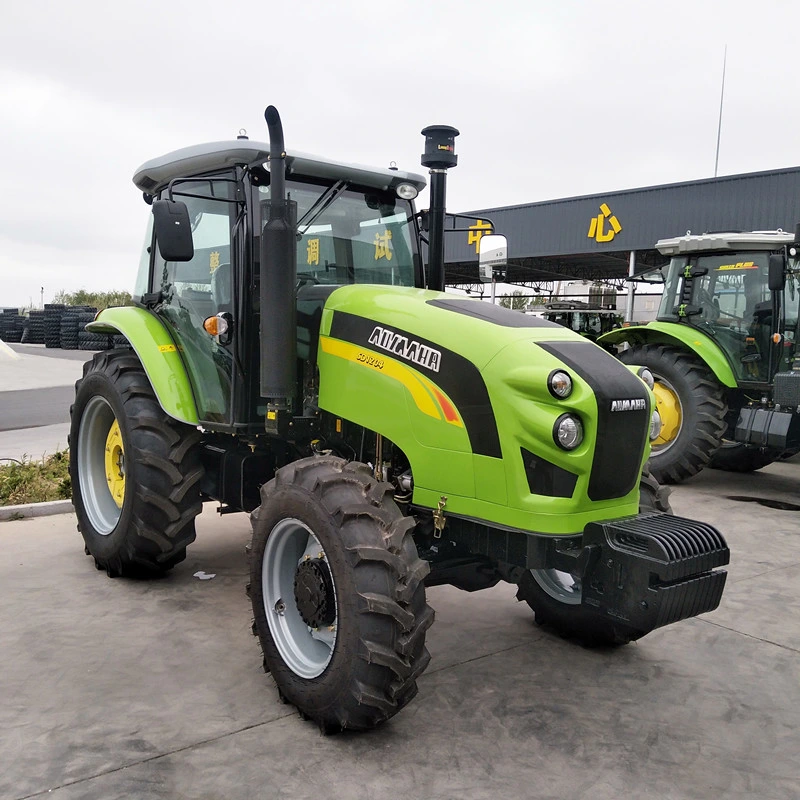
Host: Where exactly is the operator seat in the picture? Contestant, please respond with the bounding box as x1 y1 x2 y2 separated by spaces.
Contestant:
211 263 232 313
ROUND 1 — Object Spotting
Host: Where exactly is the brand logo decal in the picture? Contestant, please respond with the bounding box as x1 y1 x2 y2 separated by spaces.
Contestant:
368 326 441 372
610 398 646 412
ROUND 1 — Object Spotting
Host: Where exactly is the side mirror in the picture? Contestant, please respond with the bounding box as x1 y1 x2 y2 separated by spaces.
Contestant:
478 234 508 283
768 253 786 292
152 200 194 262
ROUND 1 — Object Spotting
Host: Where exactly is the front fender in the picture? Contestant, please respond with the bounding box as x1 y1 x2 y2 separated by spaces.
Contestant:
598 322 737 388
86 307 199 425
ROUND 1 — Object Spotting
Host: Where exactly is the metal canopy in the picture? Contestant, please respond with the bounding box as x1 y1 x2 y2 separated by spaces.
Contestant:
443 165 800 289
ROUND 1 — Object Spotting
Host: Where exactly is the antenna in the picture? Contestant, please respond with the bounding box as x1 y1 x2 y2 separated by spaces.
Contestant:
714 45 727 178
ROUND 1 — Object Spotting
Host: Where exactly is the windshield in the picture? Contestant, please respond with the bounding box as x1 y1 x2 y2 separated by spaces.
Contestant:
258 180 418 287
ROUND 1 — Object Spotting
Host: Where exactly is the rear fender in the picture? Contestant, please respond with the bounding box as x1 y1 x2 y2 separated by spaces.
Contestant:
86 307 199 425
598 322 737 388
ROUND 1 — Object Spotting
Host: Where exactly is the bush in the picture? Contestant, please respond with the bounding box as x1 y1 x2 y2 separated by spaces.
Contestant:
0 451 71 506
51 289 132 311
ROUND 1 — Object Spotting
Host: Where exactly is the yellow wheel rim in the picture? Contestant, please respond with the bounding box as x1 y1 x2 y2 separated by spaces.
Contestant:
653 380 682 448
104 419 126 509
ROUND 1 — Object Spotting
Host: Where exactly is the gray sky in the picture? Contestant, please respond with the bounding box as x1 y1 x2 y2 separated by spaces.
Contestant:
2 0 799 307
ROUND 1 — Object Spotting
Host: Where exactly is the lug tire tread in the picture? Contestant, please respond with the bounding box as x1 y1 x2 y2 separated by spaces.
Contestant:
249 455 433 732
69 348 203 576
620 344 726 484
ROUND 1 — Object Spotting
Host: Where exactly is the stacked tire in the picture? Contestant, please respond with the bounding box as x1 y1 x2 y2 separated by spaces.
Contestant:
26 310 46 344
44 304 66 348
78 328 115 351
0 312 25 343
60 307 97 350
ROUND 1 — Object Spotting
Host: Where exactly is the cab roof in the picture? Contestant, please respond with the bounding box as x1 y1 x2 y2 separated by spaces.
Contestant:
656 230 795 255
133 139 427 196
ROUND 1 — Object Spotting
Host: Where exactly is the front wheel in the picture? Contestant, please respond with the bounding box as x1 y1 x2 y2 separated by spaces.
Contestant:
249 456 434 732
69 349 203 577
515 472 672 646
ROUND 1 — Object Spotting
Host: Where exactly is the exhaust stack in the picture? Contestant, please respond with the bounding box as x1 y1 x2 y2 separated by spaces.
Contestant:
260 105 297 419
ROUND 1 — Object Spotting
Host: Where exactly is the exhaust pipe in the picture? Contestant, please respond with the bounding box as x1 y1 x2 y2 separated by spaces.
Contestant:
421 125 459 292
260 105 297 417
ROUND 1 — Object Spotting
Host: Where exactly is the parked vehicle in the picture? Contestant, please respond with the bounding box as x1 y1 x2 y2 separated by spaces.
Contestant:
601 230 800 482
69 106 728 731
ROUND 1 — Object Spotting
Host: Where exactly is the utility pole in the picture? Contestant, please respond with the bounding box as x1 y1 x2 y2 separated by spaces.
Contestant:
40 287 44 309
714 45 727 178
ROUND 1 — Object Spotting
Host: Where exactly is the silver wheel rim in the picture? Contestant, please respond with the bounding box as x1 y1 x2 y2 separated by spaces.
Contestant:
77 396 122 535
530 569 582 605
262 518 337 679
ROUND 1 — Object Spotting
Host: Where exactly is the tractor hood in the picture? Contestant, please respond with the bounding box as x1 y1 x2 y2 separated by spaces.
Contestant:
316 286 652 535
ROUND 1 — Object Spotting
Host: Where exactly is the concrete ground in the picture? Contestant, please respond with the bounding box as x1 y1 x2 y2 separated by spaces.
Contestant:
0 343 90 462
1 461 798 800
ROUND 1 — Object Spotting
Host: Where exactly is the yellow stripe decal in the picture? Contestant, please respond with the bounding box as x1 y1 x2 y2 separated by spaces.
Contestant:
320 336 452 422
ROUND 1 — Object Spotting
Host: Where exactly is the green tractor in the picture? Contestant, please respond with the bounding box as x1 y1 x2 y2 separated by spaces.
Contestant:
601 230 800 483
69 106 729 732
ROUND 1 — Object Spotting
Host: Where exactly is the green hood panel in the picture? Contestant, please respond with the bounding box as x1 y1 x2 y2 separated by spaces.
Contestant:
87 307 199 425
317 286 649 535
599 321 737 387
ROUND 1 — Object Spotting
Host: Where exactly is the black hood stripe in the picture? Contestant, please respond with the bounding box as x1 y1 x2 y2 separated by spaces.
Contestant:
329 311 502 458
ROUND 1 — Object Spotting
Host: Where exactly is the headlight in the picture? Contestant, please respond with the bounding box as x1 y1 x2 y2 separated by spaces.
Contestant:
396 183 418 200
649 409 662 441
637 367 655 389
548 370 573 399
553 414 583 450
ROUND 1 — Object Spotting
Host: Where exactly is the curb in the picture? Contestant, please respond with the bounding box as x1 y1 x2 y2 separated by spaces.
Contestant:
0 500 74 521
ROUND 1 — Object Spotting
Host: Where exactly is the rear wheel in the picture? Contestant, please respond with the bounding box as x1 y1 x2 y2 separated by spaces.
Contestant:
619 344 726 484
516 472 672 646
69 349 203 576
249 456 433 732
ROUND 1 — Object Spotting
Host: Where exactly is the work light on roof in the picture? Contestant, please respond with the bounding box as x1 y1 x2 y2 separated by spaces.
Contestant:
396 183 418 200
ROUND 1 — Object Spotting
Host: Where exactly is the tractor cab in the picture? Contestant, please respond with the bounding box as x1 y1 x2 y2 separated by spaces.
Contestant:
130 140 426 432
655 231 800 385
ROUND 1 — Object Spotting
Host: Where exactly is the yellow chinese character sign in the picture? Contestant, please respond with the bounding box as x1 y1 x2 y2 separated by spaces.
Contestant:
307 238 320 266
374 230 393 261
467 219 493 253
209 251 221 273
587 203 622 243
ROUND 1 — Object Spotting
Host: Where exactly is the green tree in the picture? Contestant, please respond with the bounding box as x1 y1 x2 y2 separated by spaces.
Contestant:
498 290 527 311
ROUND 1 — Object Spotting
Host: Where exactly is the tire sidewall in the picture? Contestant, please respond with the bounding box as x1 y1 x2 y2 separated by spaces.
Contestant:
71 364 137 561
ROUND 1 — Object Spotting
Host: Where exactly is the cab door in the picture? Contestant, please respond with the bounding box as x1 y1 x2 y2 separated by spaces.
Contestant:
154 174 240 426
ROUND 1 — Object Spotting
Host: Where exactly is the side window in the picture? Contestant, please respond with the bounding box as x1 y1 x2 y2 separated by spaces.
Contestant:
132 212 154 301
160 185 234 318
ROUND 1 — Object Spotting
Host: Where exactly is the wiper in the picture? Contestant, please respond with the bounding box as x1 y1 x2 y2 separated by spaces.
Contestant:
295 180 348 236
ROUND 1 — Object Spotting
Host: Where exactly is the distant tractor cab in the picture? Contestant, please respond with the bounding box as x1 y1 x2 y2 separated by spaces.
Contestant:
69 106 729 732
602 229 800 482
542 301 623 341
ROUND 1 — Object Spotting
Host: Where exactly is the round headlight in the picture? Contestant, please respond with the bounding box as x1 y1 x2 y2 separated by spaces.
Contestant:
649 409 662 441
548 370 573 399
396 183 418 200
638 367 655 389
554 414 583 450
